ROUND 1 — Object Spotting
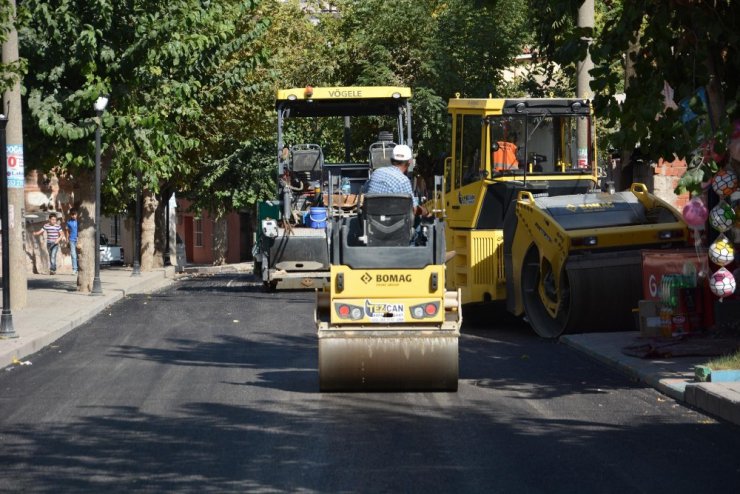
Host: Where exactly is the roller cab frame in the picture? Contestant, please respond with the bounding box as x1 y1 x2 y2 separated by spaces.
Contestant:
254 86 413 290
442 96 689 337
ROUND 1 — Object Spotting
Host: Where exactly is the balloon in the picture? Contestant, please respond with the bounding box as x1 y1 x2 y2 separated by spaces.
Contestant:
682 197 708 229
709 201 736 232
711 167 738 197
709 267 736 299
708 234 735 266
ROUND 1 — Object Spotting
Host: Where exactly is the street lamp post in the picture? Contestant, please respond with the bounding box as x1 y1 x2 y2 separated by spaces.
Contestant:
91 96 108 295
0 114 17 339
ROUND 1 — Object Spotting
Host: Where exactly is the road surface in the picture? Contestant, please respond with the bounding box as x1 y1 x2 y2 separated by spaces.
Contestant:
1 274 739 492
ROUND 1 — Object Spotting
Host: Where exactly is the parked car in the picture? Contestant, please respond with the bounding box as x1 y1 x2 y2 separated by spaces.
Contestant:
100 234 124 266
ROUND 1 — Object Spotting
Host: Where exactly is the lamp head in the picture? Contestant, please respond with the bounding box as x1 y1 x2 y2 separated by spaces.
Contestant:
94 96 109 112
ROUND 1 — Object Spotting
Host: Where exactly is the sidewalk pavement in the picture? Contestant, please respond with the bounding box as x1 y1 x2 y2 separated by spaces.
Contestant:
562 332 740 427
2 265 738 427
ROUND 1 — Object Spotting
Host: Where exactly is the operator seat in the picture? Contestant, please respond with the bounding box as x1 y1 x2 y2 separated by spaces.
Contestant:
369 141 397 169
362 194 413 246
291 144 323 182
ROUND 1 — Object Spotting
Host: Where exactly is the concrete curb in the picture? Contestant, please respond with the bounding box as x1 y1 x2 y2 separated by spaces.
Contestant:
685 383 740 425
561 333 740 426
560 335 686 401
561 335 690 402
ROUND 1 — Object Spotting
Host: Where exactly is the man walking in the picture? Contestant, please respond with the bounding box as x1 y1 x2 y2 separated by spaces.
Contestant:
65 208 79 274
33 213 64 274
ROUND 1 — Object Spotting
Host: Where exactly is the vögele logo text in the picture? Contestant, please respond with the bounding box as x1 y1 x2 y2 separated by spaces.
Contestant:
329 89 362 98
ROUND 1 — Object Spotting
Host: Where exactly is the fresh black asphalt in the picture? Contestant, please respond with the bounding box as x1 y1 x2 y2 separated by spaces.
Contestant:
1 274 739 493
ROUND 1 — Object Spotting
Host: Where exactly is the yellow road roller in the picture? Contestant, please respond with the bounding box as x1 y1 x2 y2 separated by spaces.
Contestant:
441 96 689 338
316 194 461 391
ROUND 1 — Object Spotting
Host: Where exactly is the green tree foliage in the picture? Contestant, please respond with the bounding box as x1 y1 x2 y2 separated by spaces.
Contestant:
531 0 740 195
433 0 529 99
326 0 529 174
17 0 539 221
19 0 268 211
185 0 344 216
0 0 25 92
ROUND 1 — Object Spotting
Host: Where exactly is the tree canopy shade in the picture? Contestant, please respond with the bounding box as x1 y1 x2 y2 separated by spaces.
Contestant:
530 0 740 195
326 0 530 173
19 0 269 205
18 0 270 279
184 0 342 217
0 0 25 93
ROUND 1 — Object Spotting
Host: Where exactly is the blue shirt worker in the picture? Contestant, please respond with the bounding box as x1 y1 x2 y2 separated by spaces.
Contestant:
364 144 429 217
66 208 79 275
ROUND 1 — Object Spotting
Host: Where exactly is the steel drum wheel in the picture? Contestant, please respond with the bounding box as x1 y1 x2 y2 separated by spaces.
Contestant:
522 248 643 337
521 250 570 339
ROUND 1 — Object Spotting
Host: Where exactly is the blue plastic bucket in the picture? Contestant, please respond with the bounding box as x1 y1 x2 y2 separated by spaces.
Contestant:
308 207 327 229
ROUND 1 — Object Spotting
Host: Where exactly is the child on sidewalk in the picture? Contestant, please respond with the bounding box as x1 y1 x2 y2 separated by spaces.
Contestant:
33 213 64 274
65 208 79 274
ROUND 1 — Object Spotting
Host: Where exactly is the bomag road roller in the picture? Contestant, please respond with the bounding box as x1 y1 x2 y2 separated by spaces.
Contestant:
254 86 414 290
315 143 462 391
441 96 689 338
316 184 461 391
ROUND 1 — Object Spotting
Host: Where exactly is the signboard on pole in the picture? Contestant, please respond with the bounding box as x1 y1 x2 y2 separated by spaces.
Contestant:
6 144 24 188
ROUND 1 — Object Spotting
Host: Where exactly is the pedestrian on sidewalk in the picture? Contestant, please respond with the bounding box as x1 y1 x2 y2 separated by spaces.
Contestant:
33 213 64 274
65 208 79 274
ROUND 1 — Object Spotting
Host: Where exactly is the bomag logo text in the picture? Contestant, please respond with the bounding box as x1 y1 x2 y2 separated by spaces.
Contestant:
329 89 363 98
566 202 615 212
376 274 412 283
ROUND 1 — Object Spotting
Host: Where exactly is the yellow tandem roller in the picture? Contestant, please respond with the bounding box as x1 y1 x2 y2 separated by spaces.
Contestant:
511 184 689 338
316 196 461 391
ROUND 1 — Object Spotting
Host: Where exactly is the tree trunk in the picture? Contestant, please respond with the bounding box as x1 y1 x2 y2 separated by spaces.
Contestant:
704 50 725 132
212 214 228 265
619 35 640 191
76 168 96 292
140 189 158 271
154 193 167 267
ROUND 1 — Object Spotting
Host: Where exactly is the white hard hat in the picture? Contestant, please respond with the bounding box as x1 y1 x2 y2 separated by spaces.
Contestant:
392 144 413 162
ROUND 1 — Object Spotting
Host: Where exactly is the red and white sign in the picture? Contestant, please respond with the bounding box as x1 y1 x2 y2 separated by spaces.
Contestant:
6 144 24 189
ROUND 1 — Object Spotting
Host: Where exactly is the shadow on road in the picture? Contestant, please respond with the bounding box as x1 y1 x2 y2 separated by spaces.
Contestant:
2 274 740 492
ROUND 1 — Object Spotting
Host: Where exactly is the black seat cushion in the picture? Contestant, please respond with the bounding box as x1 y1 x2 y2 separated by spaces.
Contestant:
363 194 413 246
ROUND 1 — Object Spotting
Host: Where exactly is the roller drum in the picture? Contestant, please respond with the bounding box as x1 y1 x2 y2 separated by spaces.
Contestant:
563 250 643 333
318 329 459 391
523 250 643 338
